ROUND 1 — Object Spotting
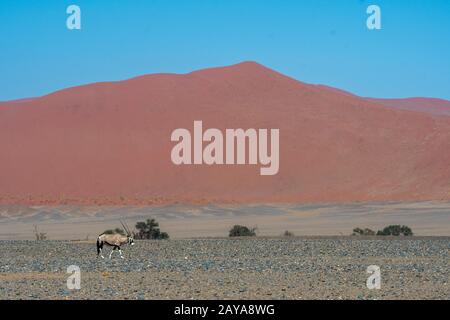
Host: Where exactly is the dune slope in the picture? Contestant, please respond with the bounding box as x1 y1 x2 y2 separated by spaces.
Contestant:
1 62 449 205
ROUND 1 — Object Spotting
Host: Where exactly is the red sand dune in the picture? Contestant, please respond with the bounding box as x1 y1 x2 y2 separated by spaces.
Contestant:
1 61 449 205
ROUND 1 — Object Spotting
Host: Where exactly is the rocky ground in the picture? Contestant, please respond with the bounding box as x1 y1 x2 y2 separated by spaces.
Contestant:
0 237 448 300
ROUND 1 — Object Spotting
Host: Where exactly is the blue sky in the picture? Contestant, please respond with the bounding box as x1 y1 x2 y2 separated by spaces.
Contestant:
0 0 449 101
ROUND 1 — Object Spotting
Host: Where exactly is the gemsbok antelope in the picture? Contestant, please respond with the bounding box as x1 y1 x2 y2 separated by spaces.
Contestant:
97 220 134 259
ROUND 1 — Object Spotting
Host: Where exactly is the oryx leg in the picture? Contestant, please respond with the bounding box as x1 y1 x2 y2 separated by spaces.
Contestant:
119 247 124 259
109 246 118 259
97 240 105 259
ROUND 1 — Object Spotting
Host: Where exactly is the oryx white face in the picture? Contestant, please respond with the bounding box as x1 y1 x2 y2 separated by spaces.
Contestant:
128 236 135 245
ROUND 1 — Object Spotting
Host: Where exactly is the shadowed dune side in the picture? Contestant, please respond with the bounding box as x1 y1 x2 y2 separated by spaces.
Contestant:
0 62 450 205
368 97 450 116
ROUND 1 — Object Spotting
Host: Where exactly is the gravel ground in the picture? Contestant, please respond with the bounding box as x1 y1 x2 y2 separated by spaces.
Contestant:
0 238 448 300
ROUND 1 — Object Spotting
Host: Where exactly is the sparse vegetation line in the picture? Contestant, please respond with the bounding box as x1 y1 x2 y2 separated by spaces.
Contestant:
352 225 414 236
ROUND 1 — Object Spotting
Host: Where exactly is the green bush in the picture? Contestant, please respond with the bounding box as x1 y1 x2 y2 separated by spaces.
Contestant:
283 230 294 237
377 225 413 236
352 227 376 236
229 225 257 237
103 228 126 235
134 218 169 240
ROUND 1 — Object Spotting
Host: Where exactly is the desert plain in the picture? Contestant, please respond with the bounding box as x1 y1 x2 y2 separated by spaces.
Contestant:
0 237 448 300
0 202 448 300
